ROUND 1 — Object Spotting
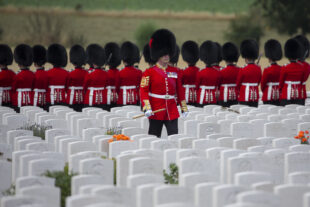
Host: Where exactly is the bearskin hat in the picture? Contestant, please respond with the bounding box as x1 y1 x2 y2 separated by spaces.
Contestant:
14 44 33 67
199 41 219 65
149 29 176 62
240 39 259 60
170 45 180 65
47 44 67 67
32 45 46 66
181 40 199 66
70 45 86 67
143 43 156 65
222 42 239 63
0 44 13 66
121 41 140 66
294 35 310 59
104 42 121 68
264 39 282 61
214 42 222 63
285 38 303 60
86 44 105 67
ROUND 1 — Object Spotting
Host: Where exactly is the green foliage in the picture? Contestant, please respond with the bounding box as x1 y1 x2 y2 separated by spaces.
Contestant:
255 0 310 35
2 184 15 196
2 0 255 13
163 163 179 184
105 127 122 135
224 7 265 46
134 22 158 50
19 124 52 140
43 163 77 207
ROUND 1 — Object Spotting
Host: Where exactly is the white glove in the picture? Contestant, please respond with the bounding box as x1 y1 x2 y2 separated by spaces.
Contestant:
182 111 189 118
145 110 153 118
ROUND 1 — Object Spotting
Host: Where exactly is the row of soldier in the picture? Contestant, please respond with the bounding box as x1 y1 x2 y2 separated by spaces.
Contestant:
0 34 309 113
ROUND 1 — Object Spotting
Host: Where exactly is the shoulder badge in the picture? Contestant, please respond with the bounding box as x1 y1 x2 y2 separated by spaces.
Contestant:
140 76 150 88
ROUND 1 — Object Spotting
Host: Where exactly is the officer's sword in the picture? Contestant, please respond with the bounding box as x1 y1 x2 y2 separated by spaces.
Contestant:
256 53 263 65
132 108 166 119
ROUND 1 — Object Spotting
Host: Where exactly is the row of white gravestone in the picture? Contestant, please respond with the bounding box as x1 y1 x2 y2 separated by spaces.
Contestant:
1 104 310 207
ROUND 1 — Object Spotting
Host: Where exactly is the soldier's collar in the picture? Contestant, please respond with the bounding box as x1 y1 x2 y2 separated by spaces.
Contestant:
37 67 44 70
0 67 8 70
290 60 297 63
271 62 277 65
20 68 29 70
156 63 168 70
227 63 236 66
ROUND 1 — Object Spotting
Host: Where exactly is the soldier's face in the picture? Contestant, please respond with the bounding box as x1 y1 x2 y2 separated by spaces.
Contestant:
159 55 170 64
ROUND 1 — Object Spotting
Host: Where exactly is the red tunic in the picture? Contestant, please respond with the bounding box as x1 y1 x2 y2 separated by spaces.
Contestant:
299 61 310 100
140 65 185 120
182 66 199 104
66 68 88 105
83 68 108 106
196 67 221 104
279 61 306 100
236 63 262 102
261 63 281 102
219 64 240 102
33 68 48 107
117 66 142 105
12 69 35 107
107 68 120 105
47 67 69 104
0 68 15 105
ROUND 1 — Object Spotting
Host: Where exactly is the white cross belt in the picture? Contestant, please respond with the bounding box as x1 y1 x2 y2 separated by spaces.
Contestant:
242 83 258 101
88 87 105 106
199 85 216 104
285 81 300 100
221 84 236 102
266 82 279 101
120 86 136 105
0 87 11 106
17 88 31 107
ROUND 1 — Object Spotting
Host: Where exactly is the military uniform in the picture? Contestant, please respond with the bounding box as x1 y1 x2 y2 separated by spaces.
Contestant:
219 64 239 106
261 63 281 105
300 61 310 103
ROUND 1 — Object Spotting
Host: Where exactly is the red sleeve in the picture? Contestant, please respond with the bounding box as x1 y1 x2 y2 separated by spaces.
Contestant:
11 74 18 92
140 69 151 111
279 67 286 90
115 71 120 93
236 68 243 90
195 71 201 90
261 68 268 91
176 69 185 104
83 73 90 94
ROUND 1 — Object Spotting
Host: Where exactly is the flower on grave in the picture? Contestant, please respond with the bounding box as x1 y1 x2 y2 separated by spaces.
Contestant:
108 134 131 143
294 130 310 144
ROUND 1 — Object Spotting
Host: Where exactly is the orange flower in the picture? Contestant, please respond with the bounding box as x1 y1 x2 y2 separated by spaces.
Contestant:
113 135 117 138
294 136 300 139
299 131 305 137
306 130 309 134
302 138 307 142
108 139 114 143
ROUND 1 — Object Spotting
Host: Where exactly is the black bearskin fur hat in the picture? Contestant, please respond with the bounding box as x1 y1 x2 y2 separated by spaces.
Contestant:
14 44 33 67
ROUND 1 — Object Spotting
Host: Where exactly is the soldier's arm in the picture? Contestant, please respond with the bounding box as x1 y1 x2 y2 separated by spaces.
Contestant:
140 69 152 112
176 69 188 112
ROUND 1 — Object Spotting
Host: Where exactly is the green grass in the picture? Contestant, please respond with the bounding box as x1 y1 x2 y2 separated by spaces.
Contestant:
1 0 255 13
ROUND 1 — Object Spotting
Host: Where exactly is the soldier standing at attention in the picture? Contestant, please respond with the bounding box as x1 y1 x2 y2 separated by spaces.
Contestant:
32 45 48 109
46 44 69 110
260 39 282 106
181 41 200 106
0 44 15 108
12 44 35 112
104 42 121 111
218 42 240 107
117 41 142 106
236 39 262 107
140 29 188 138
196 41 221 107
66 45 88 112
83 44 109 110
279 38 306 106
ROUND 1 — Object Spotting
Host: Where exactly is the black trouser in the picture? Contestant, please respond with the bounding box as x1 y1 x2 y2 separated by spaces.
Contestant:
69 104 84 112
263 100 281 106
148 118 178 138
45 103 67 112
280 99 303 106
218 100 238 108
239 101 258 107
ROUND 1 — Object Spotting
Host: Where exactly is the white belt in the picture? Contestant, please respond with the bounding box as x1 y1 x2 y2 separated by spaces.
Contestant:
183 84 195 103
69 86 83 105
242 83 258 101
17 88 31 107
33 88 46 106
88 87 105 106
120 86 136 105
148 93 175 100
49 85 65 105
285 81 300 100
106 86 116 105
221 84 236 102
199 85 215 104
0 87 11 106
266 82 279 101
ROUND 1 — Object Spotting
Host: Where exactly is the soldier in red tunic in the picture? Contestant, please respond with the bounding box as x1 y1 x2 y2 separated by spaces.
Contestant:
32 45 48 109
140 29 188 137
143 43 156 68
181 41 200 106
83 44 109 110
46 44 69 110
104 42 121 110
236 39 262 107
12 44 35 112
66 45 88 112
218 42 240 107
0 44 15 108
196 41 221 107
279 38 306 106
261 39 282 105
117 41 142 106
295 35 310 105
